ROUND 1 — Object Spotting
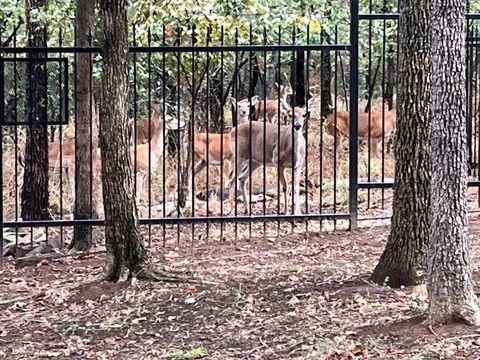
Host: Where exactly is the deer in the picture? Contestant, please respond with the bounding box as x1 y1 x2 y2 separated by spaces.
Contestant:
229 97 317 215
127 103 176 145
323 106 397 158
191 132 233 196
254 79 294 124
189 96 268 198
229 95 260 124
130 108 184 204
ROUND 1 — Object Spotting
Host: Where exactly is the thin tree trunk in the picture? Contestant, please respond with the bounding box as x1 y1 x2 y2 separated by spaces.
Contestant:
209 76 223 132
427 0 480 325
100 0 147 281
370 0 431 287
72 0 99 251
320 31 332 118
292 50 305 107
384 48 395 111
21 0 50 221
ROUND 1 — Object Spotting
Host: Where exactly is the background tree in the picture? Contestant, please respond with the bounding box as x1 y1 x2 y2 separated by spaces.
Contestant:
99 0 146 280
427 0 480 325
72 0 99 251
21 0 50 221
370 0 431 286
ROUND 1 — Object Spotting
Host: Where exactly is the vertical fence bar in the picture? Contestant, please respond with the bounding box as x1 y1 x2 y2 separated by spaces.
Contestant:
262 26 267 239
305 24 310 236
233 28 238 245
191 24 196 248
13 28 20 253
205 27 210 243
219 25 225 241
381 0 387 208
162 23 167 247
132 24 138 215
147 29 152 247
349 0 359 230
333 26 338 226
0 43 4 271
276 26 281 237
176 27 181 247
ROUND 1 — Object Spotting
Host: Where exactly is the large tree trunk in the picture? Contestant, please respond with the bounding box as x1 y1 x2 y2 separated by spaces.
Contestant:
370 0 431 287
21 0 50 221
427 0 480 325
100 0 147 281
72 0 99 251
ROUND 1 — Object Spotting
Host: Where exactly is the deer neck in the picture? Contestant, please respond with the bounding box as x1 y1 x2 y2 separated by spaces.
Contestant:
279 91 288 102
149 122 165 156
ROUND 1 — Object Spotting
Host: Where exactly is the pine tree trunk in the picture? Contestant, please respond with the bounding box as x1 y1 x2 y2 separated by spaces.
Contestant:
370 0 431 287
100 0 147 281
21 0 50 221
427 0 480 325
72 0 99 251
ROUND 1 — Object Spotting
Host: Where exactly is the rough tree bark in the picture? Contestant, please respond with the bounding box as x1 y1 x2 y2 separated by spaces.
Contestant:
99 0 147 281
370 0 431 286
72 0 99 251
21 0 50 221
427 0 480 325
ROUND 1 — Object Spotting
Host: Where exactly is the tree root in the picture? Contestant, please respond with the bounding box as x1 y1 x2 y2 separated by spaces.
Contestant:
135 264 219 285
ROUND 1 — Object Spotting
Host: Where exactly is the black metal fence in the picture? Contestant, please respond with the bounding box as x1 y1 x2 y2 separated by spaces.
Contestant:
2 2 480 263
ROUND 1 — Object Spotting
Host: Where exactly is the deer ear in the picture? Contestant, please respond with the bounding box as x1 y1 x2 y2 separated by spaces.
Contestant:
274 82 279 88
251 95 260 105
229 97 236 106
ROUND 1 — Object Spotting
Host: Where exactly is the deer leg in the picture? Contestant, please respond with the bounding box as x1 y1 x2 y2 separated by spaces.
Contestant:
189 159 206 199
293 164 302 215
238 161 260 215
237 162 251 214
370 138 380 159
279 166 288 214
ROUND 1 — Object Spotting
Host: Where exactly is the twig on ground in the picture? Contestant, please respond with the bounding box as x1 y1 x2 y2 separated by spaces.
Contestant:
428 325 439 337
445 334 480 342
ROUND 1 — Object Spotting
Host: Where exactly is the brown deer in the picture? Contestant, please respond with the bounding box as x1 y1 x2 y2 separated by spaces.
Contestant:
323 107 397 158
127 103 176 145
130 109 184 204
229 97 316 215
189 132 233 197
254 80 293 124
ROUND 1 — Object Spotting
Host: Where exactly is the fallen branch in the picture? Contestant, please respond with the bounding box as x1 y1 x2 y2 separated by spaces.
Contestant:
445 334 480 342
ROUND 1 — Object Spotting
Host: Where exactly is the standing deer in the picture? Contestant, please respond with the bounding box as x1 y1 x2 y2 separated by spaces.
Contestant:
128 102 176 145
323 107 397 158
130 108 184 204
191 132 233 193
229 97 317 215
254 79 294 124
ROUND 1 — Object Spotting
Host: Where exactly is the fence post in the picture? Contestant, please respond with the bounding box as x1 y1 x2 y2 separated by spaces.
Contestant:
349 0 359 230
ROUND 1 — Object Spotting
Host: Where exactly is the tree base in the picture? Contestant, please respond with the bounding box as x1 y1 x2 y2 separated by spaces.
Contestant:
425 303 480 326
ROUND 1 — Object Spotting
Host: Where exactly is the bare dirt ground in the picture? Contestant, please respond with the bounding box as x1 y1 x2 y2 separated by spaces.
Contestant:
2 216 480 359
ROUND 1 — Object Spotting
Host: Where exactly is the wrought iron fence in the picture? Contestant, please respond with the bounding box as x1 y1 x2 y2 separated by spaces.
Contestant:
2 1 480 264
